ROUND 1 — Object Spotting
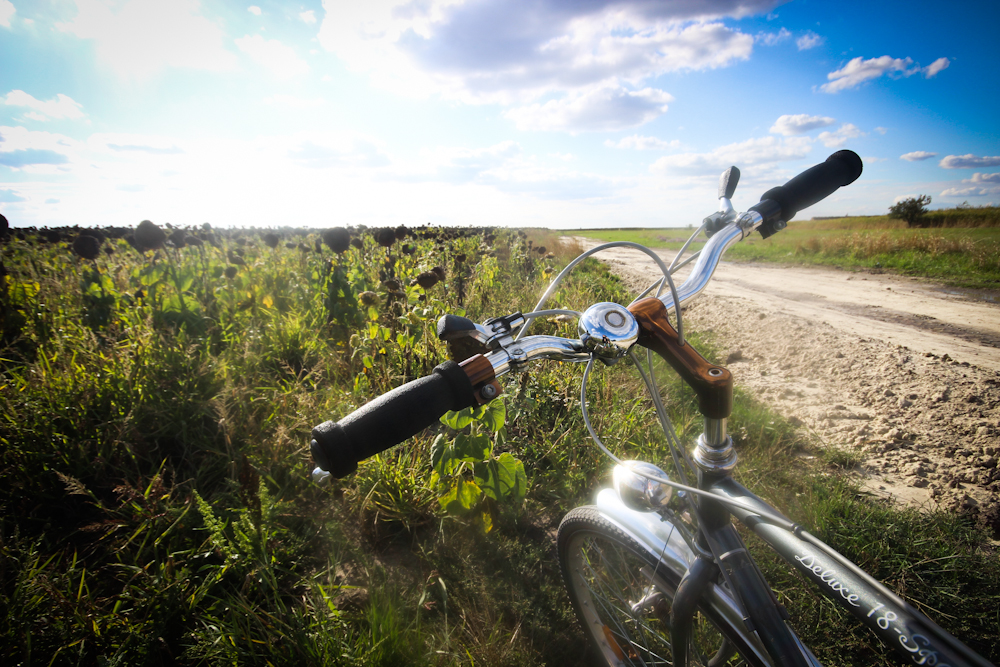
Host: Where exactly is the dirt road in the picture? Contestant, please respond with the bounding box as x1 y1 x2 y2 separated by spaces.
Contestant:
572 238 1000 532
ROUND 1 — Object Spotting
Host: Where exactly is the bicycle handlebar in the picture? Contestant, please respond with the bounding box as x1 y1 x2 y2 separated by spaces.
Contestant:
311 151 863 476
311 360 478 477
751 150 863 238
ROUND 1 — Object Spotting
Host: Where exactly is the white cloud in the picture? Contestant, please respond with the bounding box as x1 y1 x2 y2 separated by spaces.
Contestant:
505 85 673 132
248 5 261 15
874 126 887 135
819 56 920 93
756 28 790 46
235 35 309 77
941 185 1000 197
316 1 770 129
605 135 681 150
650 135 812 175
939 154 1000 169
900 151 936 162
941 172 1000 197
820 55 951 93
0 0 15 28
57 0 237 79
769 114 835 136
0 125 79 172
796 31 823 50
300 10 316 24
924 57 949 77
4 90 86 121
0 188 27 202
817 124 863 148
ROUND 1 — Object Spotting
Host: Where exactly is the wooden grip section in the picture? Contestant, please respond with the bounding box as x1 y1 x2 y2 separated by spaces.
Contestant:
628 298 733 419
459 353 501 405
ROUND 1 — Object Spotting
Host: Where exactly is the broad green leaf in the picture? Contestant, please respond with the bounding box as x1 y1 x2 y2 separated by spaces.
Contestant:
179 272 196 293
456 480 482 511
480 508 493 533
441 406 475 430
262 295 274 309
480 399 506 432
362 355 373 369
496 452 527 502
474 462 497 500
430 434 448 471
453 434 490 463
439 480 481 515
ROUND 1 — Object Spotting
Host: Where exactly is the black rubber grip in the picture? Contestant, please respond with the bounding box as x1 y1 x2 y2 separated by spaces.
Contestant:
751 150 863 231
311 361 477 478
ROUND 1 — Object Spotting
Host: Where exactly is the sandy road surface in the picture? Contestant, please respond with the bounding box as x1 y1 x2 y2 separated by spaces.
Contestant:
571 238 1000 532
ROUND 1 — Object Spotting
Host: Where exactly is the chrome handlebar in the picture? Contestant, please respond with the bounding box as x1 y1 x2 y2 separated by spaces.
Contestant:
651 211 761 314
482 214 762 379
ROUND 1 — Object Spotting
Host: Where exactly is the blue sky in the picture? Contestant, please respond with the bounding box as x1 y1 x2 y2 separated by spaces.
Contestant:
1 0 998 229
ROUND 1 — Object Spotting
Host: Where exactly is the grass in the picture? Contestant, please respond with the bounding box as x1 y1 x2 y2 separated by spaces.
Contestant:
0 221 997 665
572 206 1000 290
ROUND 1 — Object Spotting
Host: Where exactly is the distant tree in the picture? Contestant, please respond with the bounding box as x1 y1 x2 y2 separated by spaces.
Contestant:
888 195 932 227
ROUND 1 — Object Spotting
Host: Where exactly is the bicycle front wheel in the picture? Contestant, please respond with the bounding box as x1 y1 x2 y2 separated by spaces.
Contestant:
558 506 755 667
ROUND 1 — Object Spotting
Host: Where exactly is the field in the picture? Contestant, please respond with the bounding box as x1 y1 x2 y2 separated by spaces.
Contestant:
0 221 998 665
573 207 1000 291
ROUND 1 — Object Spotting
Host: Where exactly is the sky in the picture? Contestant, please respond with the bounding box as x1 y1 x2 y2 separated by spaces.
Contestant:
1 0 998 230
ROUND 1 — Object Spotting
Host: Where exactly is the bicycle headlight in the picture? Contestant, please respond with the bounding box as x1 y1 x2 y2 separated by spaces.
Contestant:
613 461 673 512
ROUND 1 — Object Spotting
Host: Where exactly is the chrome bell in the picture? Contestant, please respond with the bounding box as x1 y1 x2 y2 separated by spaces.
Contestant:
578 302 639 361
613 461 673 512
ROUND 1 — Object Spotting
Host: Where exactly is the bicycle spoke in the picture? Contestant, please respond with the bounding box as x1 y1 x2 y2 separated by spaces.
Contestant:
577 536 673 666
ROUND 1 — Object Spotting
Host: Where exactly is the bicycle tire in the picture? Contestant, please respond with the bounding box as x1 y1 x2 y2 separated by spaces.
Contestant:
558 506 758 667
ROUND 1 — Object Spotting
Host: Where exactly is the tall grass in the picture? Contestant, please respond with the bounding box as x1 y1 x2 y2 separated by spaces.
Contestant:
0 222 996 665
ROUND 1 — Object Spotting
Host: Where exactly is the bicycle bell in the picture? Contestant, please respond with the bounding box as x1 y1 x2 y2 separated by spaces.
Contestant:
613 461 673 512
578 302 639 362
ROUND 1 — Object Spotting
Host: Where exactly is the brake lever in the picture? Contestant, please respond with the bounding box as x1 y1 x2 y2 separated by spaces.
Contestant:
703 166 741 237
436 312 527 361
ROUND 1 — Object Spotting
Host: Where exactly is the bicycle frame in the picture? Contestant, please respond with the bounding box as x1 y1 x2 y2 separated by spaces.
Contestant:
593 464 993 667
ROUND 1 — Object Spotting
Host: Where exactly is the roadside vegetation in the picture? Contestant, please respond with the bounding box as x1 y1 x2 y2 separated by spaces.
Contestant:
574 205 1000 291
0 219 997 665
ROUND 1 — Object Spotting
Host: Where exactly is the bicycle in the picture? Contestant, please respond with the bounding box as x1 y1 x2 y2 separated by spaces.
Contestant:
309 150 995 667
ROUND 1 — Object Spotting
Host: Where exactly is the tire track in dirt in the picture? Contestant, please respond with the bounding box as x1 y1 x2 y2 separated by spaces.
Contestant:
571 238 1000 533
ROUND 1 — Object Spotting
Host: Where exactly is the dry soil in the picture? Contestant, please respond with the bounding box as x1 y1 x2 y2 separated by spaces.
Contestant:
572 237 1000 532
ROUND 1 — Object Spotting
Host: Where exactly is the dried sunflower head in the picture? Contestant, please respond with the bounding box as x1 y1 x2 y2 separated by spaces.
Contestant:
72 234 101 260
323 228 351 253
375 228 396 248
224 266 239 279
263 233 280 249
134 220 166 250
359 291 379 306
415 271 439 289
